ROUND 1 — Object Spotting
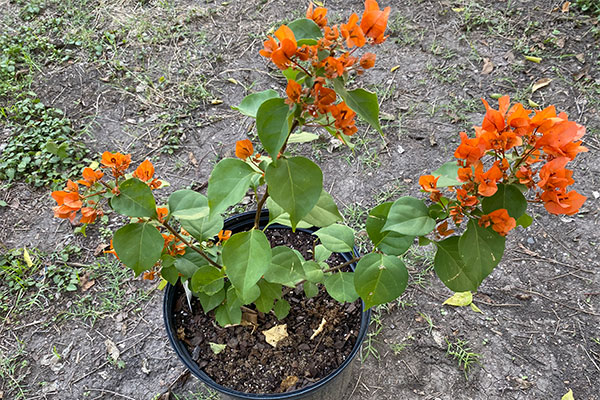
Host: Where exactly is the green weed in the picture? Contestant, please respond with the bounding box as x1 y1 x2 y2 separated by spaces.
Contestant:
0 336 30 399
446 338 482 379
0 97 90 186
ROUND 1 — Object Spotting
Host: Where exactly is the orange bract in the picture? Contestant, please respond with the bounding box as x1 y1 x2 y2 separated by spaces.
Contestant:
157 207 169 223
218 230 232 242
80 207 99 224
541 190 586 216
436 221 455 237
133 160 155 182
360 0 390 44
101 151 131 177
360 52 376 69
306 3 328 27
78 167 104 187
341 13 366 48
285 79 303 105
260 25 297 70
474 161 503 197
479 209 515 236
235 139 254 160
330 102 358 136
418 175 439 193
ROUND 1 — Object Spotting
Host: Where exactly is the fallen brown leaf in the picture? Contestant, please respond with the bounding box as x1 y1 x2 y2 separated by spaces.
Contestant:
79 271 96 292
262 324 288 347
481 57 494 74
561 1 570 13
531 78 552 94
280 375 299 392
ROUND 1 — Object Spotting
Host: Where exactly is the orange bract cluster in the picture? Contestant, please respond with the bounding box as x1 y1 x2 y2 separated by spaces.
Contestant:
162 234 186 257
52 179 103 224
51 155 163 225
259 0 389 139
420 96 587 237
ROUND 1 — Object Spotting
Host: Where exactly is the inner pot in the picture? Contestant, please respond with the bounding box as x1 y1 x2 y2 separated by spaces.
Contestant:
164 209 371 400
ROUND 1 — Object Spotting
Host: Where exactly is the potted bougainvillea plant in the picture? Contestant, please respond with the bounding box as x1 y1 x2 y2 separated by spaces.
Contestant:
51 0 588 398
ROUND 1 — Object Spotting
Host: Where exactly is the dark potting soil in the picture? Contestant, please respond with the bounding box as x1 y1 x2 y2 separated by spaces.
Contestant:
172 228 363 394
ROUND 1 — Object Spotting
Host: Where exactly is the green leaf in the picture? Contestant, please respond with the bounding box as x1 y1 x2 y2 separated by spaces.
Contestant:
254 280 282 313
324 272 358 303
516 213 533 228
180 213 224 242
281 68 299 82
302 260 324 283
168 190 209 220
304 281 318 298
265 157 323 230
174 250 209 279
209 343 226 354
222 230 272 299
232 89 279 118
314 244 331 263
457 219 505 289
288 132 320 144
314 224 354 253
160 264 179 285
113 223 163 275
302 190 343 227
215 302 242 327
435 221 505 292
443 291 473 307
482 183 527 219
274 298 291 319
256 97 291 158
265 198 313 229
333 79 381 134
434 237 471 292
382 197 436 236
111 178 157 218
191 265 224 295
431 161 462 187
288 18 322 46
263 246 305 286
236 284 261 304
207 159 257 215
354 253 408 309
366 202 414 256
198 288 225 313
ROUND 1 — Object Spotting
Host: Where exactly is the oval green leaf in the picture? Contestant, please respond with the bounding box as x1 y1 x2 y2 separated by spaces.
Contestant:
324 272 358 303
302 190 343 227
263 246 305 287
354 253 408 309
207 158 257 215
314 224 355 253
168 189 209 220
482 183 527 219
366 202 414 256
111 178 157 218
232 89 279 118
113 223 163 276
382 197 436 236
265 157 323 230
256 97 291 158
222 230 272 299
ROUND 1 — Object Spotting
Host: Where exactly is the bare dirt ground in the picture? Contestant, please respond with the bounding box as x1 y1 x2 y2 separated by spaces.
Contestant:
1 0 599 399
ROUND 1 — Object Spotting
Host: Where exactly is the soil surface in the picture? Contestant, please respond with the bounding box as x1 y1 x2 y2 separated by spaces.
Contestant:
1 0 599 399
173 227 362 394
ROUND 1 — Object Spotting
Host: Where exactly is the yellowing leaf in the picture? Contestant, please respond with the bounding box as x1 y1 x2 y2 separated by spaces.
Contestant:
262 324 288 347
313 0 324 6
209 342 226 354
452 7 464 12
23 248 33 268
211 99 223 105
443 291 473 307
157 278 168 290
531 78 552 94
470 302 483 313
390 65 401 72
89 161 100 170
525 56 542 63
528 99 540 108
227 78 239 85
490 93 503 99
562 389 574 400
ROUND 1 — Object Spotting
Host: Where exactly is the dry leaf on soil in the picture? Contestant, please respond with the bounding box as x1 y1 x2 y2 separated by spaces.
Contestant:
561 1 570 13
481 58 494 74
531 78 552 94
79 271 96 292
262 324 288 347
105 339 120 361
280 375 299 392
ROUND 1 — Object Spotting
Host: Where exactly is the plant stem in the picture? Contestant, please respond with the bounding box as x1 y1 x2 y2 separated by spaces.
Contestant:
292 255 362 289
253 189 269 229
161 221 223 269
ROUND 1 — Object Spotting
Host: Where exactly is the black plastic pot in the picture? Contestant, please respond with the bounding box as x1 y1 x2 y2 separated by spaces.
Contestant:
164 210 371 400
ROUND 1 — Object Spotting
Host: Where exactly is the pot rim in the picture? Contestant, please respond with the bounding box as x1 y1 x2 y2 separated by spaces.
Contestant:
163 209 371 399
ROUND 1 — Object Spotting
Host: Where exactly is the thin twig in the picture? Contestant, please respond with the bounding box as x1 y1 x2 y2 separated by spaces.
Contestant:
162 221 222 269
